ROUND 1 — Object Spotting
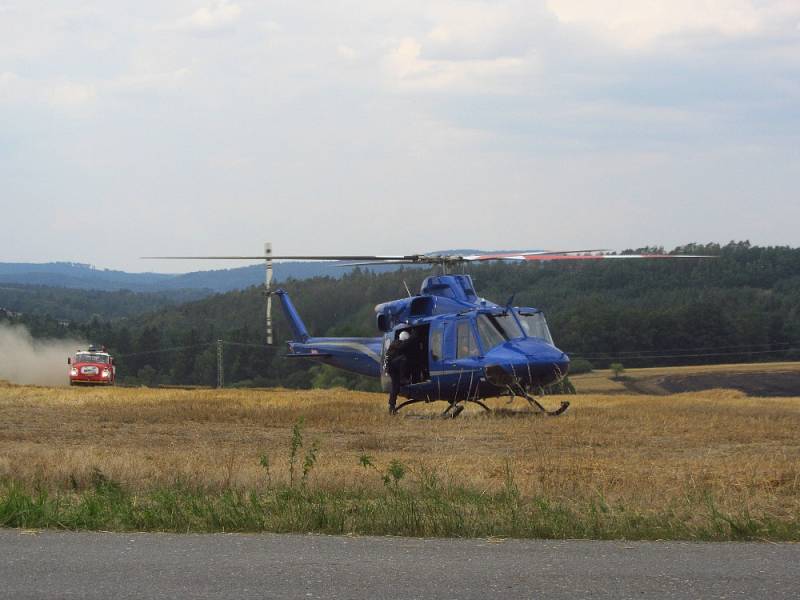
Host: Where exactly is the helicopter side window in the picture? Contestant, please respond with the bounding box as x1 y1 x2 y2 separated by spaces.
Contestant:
430 328 443 362
456 321 480 359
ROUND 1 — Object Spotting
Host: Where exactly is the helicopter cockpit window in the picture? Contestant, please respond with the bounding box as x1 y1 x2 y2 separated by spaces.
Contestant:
476 315 504 350
493 314 523 339
476 313 524 350
517 311 554 345
456 321 480 358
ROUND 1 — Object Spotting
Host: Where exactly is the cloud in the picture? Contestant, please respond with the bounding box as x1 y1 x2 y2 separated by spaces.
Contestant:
46 81 97 109
547 0 767 48
1 72 96 112
0 0 798 268
163 1 242 33
1 66 190 117
375 2 559 93
423 1 545 60
337 44 357 61
0 71 24 103
111 67 191 94
374 0 800 152
383 37 528 92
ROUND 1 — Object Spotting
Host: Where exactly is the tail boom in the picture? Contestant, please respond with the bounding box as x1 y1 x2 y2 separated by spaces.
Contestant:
275 289 382 378
287 338 383 378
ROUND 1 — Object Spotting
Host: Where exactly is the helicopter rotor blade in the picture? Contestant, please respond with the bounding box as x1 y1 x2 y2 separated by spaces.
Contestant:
142 255 416 261
336 260 419 267
515 253 715 261
460 249 611 261
461 250 714 262
143 250 611 262
143 250 714 265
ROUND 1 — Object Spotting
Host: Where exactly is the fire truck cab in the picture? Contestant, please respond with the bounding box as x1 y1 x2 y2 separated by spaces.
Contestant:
68 345 116 386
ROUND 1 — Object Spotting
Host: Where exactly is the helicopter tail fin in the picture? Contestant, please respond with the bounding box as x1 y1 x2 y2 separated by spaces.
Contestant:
274 289 310 342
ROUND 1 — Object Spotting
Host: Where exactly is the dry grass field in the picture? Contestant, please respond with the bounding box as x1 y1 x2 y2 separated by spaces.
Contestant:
1 376 799 538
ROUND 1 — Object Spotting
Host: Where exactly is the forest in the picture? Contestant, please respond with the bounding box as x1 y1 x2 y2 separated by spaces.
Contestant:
3 242 799 389
0 284 206 322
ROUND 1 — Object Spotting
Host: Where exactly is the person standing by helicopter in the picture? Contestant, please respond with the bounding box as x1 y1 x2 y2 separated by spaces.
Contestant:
384 329 416 415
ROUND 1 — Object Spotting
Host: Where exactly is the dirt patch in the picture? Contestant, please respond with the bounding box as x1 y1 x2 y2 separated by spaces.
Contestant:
630 371 800 397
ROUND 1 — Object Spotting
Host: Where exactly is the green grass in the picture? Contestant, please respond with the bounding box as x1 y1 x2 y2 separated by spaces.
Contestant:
2 474 798 541
2 417 798 541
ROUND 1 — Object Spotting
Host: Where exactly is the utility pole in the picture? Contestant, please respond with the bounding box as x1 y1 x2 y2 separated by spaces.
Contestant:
265 242 273 345
216 339 224 389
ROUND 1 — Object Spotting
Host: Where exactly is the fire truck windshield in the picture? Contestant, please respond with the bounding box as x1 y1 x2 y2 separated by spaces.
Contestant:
76 353 109 364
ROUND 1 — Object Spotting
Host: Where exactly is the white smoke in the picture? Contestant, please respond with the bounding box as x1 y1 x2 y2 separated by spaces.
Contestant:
0 323 87 386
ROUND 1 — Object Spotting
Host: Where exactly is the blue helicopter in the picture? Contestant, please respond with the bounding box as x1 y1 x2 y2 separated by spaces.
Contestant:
149 249 709 416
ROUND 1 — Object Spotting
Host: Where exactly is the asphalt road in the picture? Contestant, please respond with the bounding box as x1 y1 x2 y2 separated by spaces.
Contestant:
1 530 798 599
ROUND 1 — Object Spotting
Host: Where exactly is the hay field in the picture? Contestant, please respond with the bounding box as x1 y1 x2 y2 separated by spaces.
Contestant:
1 381 799 527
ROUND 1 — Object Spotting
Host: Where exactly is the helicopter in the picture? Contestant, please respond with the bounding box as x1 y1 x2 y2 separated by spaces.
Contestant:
148 248 711 417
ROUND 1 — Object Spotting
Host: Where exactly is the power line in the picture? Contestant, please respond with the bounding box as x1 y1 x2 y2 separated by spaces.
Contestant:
566 339 800 357
221 341 279 350
115 339 278 388
117 342 214 358
116 340 279 359
571 348 800 361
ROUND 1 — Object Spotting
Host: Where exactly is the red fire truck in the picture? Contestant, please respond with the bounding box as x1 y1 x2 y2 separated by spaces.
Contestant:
68 345 116 386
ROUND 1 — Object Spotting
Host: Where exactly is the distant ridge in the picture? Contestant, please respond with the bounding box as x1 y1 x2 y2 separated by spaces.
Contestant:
0 262 172 292
0 251 546 294
0 261 404 294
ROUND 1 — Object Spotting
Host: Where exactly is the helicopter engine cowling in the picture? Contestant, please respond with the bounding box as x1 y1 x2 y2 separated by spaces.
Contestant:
375 300 407 332
375 296 436 332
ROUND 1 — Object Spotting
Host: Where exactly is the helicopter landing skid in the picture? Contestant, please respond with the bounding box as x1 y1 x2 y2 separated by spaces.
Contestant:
393 397 490 418
520 390 570 416
394 394 565 418
441 398 490 418
443 403 464 418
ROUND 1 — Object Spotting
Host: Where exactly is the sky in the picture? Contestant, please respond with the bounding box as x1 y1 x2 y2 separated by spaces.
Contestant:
1 0 799 272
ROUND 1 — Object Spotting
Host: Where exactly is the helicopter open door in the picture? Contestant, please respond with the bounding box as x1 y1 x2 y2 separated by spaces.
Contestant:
404 324 430 384
381 324 431 386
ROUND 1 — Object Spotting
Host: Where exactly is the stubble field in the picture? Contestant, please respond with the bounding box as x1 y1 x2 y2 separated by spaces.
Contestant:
1 379 799 539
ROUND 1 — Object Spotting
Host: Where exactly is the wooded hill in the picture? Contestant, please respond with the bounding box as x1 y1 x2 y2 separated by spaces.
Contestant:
4 242 799 389
0 284 207 322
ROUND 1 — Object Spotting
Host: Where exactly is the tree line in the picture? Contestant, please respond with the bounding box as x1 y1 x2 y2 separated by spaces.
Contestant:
3 241 798 389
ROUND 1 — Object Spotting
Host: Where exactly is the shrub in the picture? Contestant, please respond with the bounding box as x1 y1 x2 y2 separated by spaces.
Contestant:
569 358 594 375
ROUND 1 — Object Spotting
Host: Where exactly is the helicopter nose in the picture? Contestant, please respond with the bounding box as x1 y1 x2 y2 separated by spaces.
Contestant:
515 340 570 384
549 348 570 377
484 340 569 387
